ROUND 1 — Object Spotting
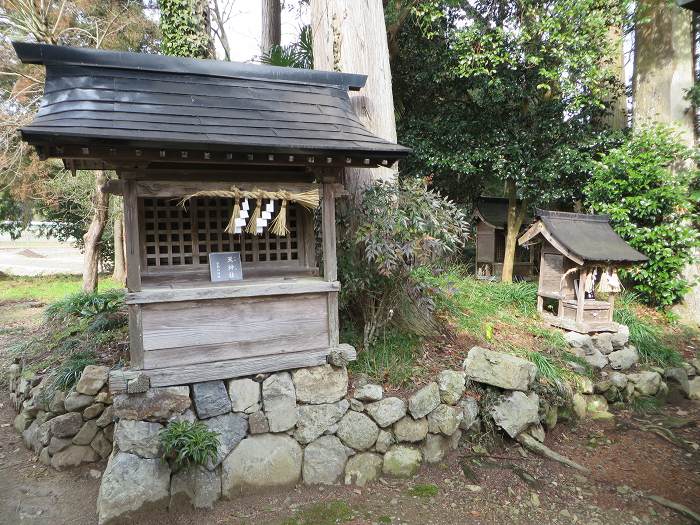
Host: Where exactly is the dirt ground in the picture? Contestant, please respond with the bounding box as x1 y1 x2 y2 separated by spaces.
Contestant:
1 302 699 525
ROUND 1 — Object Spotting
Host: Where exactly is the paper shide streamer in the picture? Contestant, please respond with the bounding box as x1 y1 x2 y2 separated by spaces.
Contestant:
178 186 320 236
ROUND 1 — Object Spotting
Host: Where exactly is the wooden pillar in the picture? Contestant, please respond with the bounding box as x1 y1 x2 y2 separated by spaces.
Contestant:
576 267 587 325
608 293 616 322
322 178 339 347
122 179 142 292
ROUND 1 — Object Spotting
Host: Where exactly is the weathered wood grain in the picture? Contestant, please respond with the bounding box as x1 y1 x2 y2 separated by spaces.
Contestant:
123 179 142 291
128 304 144 368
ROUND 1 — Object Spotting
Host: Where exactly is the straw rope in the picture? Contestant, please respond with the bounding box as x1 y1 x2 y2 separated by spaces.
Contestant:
179 186 320 236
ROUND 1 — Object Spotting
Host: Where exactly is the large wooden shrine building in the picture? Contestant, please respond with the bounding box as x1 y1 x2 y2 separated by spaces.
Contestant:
14 42 409 387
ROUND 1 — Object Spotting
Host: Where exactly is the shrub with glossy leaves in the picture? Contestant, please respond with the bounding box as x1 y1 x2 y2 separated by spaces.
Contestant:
584 126 699 307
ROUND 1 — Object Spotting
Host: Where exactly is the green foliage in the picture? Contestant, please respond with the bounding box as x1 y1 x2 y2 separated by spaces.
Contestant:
613 292 682 367
0 274 120 303
394 1 628 211
584 126 700 307
338 178 469 349
347 328 421 386
159 0 213 58
160 421 220 469
46 288 125 322
261 26 313 68
407 483 439 498
50 351 97 392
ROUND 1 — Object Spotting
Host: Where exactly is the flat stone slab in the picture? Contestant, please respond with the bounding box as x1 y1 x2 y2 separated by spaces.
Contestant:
192 380 231 419
292 365 348 404
463 347 537 391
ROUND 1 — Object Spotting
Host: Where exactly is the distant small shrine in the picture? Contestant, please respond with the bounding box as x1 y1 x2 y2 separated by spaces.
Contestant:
518 210 648 333
473 197 536 280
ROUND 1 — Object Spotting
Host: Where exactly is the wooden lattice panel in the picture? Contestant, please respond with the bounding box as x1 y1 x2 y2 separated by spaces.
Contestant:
141 197 300 271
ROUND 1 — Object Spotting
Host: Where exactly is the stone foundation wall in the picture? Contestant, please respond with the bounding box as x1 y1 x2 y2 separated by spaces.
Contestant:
8 361 114 469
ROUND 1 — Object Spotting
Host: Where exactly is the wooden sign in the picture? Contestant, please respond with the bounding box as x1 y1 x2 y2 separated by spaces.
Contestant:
209 252 243 282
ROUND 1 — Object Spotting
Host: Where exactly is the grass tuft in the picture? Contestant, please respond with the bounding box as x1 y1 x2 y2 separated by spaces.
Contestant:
407 483 439 498
282 500 354 525
348 328 421 385
160 421 220 469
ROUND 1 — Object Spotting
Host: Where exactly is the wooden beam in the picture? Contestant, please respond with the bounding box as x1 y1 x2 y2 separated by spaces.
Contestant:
101 179 124 195
576 268 587 324
143 347 350 387
122 179 142 292
321 182 338 282
126 279 340 304
134 180 323 198
128 304 144 369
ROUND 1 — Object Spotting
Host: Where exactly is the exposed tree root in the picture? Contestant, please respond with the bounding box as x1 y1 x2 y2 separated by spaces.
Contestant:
647 495 700 524
516 433 590 473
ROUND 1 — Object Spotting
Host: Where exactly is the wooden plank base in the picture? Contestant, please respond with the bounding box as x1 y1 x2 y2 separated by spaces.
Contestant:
542 313 618 334
109 345 357 390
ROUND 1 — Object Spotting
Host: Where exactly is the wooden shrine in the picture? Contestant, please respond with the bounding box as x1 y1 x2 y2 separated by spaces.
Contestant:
14 42 409 387
518 210 648 333
473 197 535 280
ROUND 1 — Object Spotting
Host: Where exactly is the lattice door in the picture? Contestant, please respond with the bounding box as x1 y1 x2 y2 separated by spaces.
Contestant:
141 197 302 272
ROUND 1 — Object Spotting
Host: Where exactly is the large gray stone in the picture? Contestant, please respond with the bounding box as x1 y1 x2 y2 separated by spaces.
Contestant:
336 411 379 451
664 367 690 397
463 347 537 391
437 370 466 405
627 371 662 396
408 383 440 419
608 346 639 370
83 403 105 420
591 333 614 355
51 445 100 470
609 372 628 389
293 400 349 444
49 390 66 414
353 384 383 402
192 380 231 419
611 324 630 350
458 397 479 431
344 452 383 486
688 377 700 400
202 412 248 470
50 412 84 438
170 465 222 510
421 433 450 463
14 412 33 432
47 436 72 455
91 431 113 459
73 420 99 445
564 332 594 351
75 365 110 395
96 405 114 428
292 365 348 404
64 392 95 412
571 346 608 369
374 429 394 453
427 404 463 436
248 411 269 434
262 372 297 432
227 378 260 413
113 419 163 458
490 391 539 438
393 416 428 443
302 435 347 485
222 434 302 495
365 397 406 427
23 420 41 452
113 386 191 423
97 451 171 525
382 445 422 478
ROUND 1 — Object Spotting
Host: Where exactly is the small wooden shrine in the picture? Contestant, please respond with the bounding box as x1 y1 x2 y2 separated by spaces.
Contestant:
15 42 409 387
473 197 535 280
518 210 648 333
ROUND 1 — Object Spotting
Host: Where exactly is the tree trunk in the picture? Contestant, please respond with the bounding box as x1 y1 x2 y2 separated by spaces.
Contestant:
633 0 694 143
82 171 110 293
501 179 527 283
112 214 126 285
311 0 398 194
602 25 628 130
261 0 282 55
633 0 699 324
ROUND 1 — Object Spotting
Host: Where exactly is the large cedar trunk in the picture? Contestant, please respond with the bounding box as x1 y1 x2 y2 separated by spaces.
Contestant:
633 0 699 323
311 0 398 194
112 214 126 285
82 171 110 292
602 25 627 130
261 0 281 55
501 179 527 283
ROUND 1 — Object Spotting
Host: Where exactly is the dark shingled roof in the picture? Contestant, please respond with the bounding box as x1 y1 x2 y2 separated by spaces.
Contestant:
13 42 410 159
535 209 648 264
473 197 530 229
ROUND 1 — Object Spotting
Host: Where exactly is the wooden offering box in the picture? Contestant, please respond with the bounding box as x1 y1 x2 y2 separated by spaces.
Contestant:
519 210 648 334
15 42 409 387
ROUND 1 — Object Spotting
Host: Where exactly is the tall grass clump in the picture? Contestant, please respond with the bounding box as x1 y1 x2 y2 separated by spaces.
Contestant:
160 421 220 469
613 292 682 367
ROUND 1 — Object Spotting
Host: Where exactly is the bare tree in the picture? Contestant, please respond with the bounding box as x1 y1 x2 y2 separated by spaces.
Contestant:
261 0 281 55
211 0 235 60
